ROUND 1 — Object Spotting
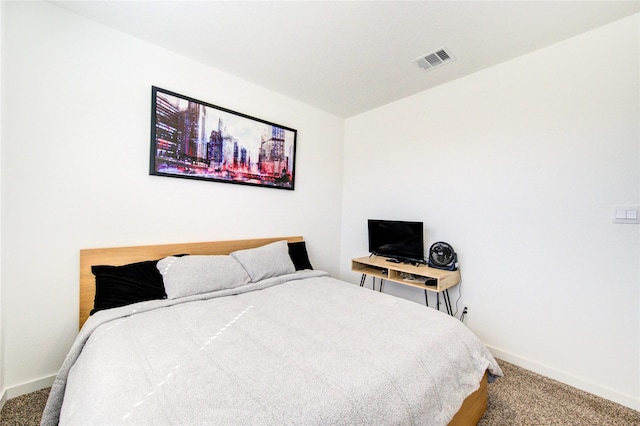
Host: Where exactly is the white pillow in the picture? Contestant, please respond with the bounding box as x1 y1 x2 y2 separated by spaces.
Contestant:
230 240 295 282
157 255 250 299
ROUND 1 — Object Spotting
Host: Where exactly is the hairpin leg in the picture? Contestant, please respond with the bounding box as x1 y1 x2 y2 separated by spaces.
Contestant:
443 290 453 315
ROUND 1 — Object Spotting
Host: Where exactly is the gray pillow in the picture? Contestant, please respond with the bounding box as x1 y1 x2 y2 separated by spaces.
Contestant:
230 240 295 282
157 255 250 299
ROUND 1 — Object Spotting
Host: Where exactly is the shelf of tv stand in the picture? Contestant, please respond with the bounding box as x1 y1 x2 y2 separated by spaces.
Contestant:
351 255 460 293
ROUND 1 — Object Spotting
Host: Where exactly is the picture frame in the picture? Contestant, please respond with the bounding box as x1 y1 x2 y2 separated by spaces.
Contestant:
150 86 297 190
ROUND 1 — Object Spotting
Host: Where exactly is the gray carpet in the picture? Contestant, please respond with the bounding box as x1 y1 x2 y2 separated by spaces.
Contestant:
479 360 640 425
1 359 639 425
0 387 49 426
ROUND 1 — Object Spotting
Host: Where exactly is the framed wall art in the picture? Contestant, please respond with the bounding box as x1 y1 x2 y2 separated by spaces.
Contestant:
150 86 297 190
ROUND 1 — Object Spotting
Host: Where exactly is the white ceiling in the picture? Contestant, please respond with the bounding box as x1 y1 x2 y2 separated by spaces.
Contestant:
50 1 639 118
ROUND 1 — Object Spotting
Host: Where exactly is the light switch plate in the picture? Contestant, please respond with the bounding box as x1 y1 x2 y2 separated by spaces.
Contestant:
612 206 640 224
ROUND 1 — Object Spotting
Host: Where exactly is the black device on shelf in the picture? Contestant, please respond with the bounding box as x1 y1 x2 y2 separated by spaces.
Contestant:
368 219 424 264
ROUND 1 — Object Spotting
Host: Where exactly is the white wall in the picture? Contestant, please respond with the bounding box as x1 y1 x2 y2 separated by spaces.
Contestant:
341 14 639 409
1 1 344 396
0 0 5 411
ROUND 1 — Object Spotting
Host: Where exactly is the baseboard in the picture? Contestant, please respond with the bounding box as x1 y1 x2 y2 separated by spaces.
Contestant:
487 345 639 411
2 375 56 401
0 388 7 413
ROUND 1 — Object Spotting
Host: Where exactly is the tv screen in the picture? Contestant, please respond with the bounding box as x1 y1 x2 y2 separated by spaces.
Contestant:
368 219 424 263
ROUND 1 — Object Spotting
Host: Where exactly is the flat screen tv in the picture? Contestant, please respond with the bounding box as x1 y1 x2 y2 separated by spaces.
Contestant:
368 219 425 264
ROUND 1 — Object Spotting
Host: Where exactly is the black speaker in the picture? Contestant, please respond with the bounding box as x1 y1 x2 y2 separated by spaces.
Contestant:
428 242 458 271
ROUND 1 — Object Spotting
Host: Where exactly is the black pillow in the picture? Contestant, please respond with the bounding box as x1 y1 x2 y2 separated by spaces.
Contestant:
91 260 167 315
288 241 313 270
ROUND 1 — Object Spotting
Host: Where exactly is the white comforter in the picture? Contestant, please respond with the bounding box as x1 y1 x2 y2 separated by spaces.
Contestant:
42 271 502 425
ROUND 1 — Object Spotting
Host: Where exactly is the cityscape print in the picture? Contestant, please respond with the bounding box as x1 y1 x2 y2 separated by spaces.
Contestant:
151 87 296 190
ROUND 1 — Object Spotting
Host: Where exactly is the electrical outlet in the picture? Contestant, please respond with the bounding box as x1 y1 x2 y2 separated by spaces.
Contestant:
461 305 471 322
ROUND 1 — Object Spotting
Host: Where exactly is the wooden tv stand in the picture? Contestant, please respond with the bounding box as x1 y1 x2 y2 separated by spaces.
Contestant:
351 255 461 314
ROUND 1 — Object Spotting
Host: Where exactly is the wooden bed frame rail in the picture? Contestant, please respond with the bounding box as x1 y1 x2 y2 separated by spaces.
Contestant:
449 371 488 425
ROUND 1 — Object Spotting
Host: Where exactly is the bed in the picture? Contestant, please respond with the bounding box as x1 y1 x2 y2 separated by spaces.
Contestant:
42 236 502 426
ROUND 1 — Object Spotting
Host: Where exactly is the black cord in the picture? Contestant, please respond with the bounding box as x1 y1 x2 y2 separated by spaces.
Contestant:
453 268 462 319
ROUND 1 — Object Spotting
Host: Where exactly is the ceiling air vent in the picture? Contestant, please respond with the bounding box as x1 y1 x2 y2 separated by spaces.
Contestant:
414 47 456 72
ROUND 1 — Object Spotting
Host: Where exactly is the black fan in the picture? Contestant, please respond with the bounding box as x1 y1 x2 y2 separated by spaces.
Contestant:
428 242 458 271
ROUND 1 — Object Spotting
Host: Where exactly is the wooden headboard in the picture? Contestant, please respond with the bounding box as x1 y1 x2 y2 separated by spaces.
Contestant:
79 236 303 329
